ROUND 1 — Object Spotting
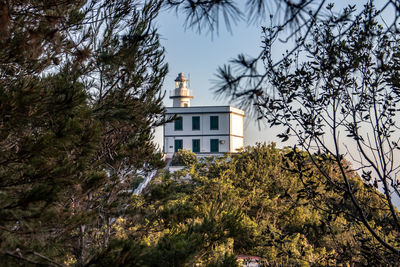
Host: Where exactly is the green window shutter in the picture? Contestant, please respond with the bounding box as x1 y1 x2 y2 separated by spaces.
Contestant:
174 117 183 130
210 139 219 152
192 139 200 153
175 139 183 152
210 116 218 130
192 116 200 130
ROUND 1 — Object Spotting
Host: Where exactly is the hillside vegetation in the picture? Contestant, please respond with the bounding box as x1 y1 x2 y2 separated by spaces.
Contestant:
98 144 398 266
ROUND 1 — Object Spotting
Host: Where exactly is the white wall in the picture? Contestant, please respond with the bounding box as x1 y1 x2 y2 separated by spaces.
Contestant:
164 106 245 154
231 136 244 152
164 135 230 154
164 113 230 136
231 113 244 137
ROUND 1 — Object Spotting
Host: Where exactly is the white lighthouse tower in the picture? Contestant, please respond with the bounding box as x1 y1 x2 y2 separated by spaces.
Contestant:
170 73 193 107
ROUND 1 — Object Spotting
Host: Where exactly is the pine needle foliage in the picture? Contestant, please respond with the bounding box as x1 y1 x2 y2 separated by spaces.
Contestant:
0 0 168 265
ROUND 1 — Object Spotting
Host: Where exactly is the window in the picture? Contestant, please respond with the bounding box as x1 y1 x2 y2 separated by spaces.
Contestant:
210 116 218 130
192 116 200 130
175 139 183 152
210 139 219 152
174 117 183 131
192 139 200 153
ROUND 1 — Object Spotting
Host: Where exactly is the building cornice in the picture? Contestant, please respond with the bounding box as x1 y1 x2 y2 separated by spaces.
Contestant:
166 107 245 117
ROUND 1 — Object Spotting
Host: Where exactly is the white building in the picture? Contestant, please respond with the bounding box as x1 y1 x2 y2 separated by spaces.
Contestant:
164 73 245 156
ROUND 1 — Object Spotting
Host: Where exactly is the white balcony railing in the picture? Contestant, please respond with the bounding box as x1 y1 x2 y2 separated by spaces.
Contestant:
169 88 193 98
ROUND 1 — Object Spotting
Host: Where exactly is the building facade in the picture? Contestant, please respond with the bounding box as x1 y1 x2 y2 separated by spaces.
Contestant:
163 73 245 156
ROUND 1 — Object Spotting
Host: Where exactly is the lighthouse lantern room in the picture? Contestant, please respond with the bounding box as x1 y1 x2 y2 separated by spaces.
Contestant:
169 73 193 107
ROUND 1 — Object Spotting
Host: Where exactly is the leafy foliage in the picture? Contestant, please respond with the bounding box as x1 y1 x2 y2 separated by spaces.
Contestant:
106 145 399 266
214 2 400 258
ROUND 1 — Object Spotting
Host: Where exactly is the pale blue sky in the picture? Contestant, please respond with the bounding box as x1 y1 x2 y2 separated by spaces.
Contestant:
152 0 400 208
153 1 392 150
154 5 283 148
